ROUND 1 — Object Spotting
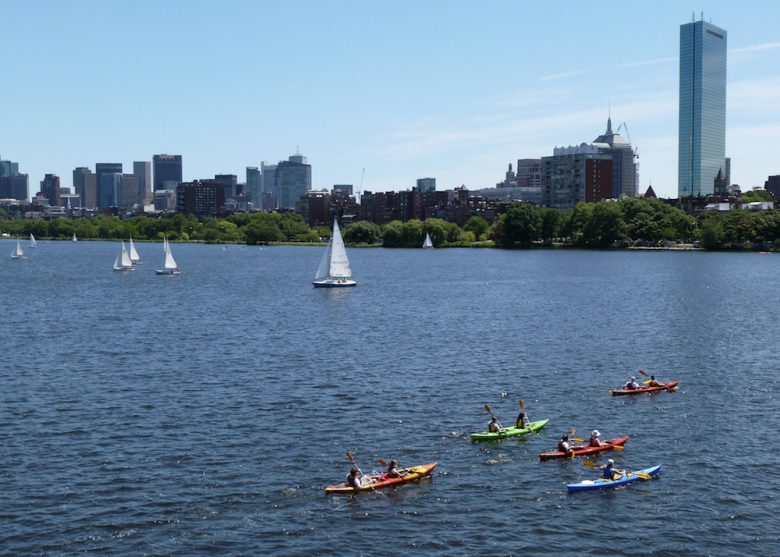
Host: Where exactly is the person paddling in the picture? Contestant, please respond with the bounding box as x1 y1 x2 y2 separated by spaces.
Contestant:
382 459 404 479
600 458 624 480
625 376 639 390
346 467 364 489
648 375 662 387
516 410 531 429
558 433 575 457
589 430 603 447
487 415 503 433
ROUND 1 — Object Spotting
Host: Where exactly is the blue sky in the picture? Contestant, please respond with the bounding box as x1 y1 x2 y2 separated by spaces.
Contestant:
2 0 779 199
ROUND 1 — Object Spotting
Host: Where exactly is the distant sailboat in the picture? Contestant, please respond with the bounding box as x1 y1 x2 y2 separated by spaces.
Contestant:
72 232 78 242
313 218 356 288
128 236 141 264
113 240 135 271
422 232 434 249
10 238 26 259
29 233 37 248
156 237 181 275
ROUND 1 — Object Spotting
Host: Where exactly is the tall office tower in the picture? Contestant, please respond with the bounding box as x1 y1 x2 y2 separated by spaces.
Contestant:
678 18 727 197
516 159 542 188
260 162 278 210
246 166 261 206
133 161 151 205
0 158 20 177
593 118 639 198
153 154 182 191
214 174 238 199
122 174 139 207
416 177 436 192
96 163 123 208
73 167 97 208
0 174 28 200
40 174 62 206
274 155 312 210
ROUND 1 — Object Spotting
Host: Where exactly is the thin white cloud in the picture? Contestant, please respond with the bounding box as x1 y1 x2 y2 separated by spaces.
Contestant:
537 69 589 82
618 56 677 69
729 42 780 54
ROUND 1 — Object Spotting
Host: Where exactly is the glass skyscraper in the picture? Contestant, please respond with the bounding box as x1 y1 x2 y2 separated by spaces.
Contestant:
678 19 727 197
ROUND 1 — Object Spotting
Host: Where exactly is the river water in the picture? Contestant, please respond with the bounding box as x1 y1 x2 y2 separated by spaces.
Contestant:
1 240 778 555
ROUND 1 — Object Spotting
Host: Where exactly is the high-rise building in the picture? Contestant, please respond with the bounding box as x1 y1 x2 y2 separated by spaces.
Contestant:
541 144 613 209
0 159 19 177
73 167 97 208
0 174 28 200
133 161 151 205
214 174 238 199
416 177 436 192
516 159 542 188
176 180 225 217
273 154 312 210
593 118 639 198
40 174 62 207
95 163 122 208
122 174 139 207
246 166 262 206
678 18 727 197
153 154 182 191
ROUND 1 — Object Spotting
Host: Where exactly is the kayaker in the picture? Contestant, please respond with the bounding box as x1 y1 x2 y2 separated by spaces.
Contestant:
648 375 662 387
625 376 639 390
600 459 624 480
589 430 602 447
558 433 575 457
346 467 363 489
515 411 531 429
488 415 503 433
383 459 404 479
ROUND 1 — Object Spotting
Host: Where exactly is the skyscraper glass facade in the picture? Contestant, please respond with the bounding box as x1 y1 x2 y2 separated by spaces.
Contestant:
678 20 727 197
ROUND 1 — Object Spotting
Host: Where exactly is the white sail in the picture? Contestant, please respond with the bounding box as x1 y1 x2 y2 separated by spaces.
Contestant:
121 241 133 268
314 238 332 280
328 220 352 278
422 232 433 248
29 233 37 248
72 232 77 242
113 252 122 269
164 245 178 270
11 239 25 259
128 236 140 263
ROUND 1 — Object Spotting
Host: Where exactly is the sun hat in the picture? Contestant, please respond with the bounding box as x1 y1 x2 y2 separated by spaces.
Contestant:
592 430 600 437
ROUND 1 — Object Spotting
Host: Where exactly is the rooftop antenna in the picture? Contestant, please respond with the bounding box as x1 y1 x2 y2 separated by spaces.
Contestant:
691 12 694 22
700 11 704 21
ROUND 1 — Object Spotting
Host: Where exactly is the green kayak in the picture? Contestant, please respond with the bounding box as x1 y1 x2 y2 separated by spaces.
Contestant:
470 418 549 441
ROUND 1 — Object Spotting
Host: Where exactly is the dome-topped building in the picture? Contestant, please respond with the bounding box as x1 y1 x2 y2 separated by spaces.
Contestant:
592 117 638 198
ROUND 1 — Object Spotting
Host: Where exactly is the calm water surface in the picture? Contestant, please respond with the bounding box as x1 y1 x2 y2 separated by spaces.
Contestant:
1 239 778 556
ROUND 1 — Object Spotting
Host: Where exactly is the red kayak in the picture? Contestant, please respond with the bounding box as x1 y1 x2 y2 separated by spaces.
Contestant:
610 380 680 396
324 462 437 494
539 436 629 461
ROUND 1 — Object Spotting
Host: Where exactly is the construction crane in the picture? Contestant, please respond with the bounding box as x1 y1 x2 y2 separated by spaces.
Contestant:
617 122 638 159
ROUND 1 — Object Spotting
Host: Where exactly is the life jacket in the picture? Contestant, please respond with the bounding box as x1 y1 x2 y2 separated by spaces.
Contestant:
590 437 601 447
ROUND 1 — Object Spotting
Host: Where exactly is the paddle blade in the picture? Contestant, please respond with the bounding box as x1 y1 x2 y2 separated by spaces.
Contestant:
638 369 649 376
570 428 576 437
518 400 525 409
637 472 652 480
377 458 388 467
345 451 354 463
484 403 494 416
583 460 598 468
572 437 585 443
612 445 624 451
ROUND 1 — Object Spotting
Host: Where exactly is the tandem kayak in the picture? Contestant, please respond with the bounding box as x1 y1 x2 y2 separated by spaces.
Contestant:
610 381 680 396
470 419 550 441
566 465 662 492
539 436 630 461
324 462 437 494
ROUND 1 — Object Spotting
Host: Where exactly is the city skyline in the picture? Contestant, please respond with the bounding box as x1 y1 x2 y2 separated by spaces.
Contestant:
2 1 779 200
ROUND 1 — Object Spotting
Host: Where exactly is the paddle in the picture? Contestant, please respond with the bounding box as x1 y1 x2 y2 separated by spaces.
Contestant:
638 369 649 377
516 400 532 429
346 451 375 490
484 403 494 417
570 428 585 443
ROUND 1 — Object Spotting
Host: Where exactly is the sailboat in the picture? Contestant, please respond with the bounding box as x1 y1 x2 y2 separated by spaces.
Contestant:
113 240 135 271
156 237 181 275
128 236 141 264
313 218 356 288
10 238 26 259
422 232 434 249
29 233 37 248
72 232 78 242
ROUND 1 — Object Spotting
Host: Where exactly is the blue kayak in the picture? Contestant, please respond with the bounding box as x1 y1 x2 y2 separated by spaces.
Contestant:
566 465 661 492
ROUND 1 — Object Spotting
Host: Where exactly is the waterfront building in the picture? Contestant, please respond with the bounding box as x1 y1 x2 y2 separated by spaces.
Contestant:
60 193 81 209
133 161 151 205
176 180 225 217
272 154 311 210
593 118 638 198
153 154 182 191
0 173 29 201
40 174 61 207
472 186 542 206
541 144 613 209
416 177 436 192
678 18 727 197
517 159 541 188
73 167 97 208
764 176 780 198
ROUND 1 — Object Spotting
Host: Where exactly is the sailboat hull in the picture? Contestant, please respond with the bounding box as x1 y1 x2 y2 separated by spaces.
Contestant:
313 278 356 288
155 269 181 275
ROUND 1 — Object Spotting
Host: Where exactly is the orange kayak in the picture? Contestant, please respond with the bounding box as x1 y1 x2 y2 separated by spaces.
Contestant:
324 462 437 494
610 381 680 395
539 436 629 461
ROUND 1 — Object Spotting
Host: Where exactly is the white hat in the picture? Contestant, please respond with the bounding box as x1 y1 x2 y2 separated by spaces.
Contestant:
592 430 600 437
608 458 614 465
631 376 636 381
